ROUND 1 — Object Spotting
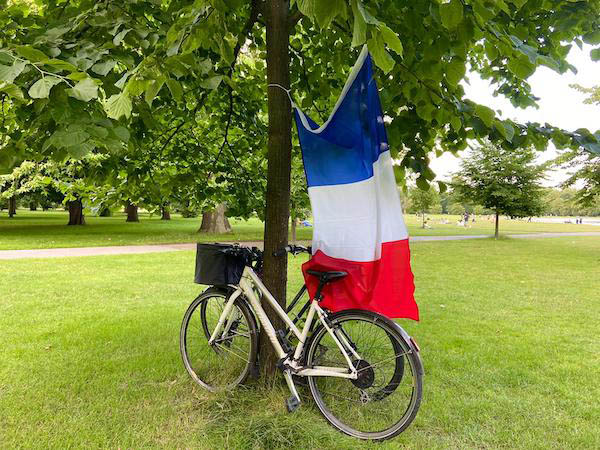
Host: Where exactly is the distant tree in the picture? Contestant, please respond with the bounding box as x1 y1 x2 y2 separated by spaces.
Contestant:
452 142 545 238
408 186 439 228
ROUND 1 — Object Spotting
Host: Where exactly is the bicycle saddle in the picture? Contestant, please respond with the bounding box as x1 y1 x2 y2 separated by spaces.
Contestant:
306 269 348 283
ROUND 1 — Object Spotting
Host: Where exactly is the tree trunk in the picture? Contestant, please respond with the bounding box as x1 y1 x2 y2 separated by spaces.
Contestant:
29 201 37 211
199 203 231 233
260 0 292 377
67 199 85 225
495 210 499 239
126 201 139 222
422 210 425 228
161 205 171 221
8 196 16 218
99 207 111 217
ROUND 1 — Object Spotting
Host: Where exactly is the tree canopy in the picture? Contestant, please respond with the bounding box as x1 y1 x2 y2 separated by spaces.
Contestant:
452 141 546 237
1 0 600 178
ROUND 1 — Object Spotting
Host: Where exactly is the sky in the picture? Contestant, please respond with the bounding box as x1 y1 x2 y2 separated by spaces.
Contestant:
430 44 600 187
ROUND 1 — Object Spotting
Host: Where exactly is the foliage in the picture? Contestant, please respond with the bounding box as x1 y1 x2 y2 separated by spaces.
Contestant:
407 185 439 214
558 84 600 206
452 142 546 221
1 0 600 183
544 187 600 216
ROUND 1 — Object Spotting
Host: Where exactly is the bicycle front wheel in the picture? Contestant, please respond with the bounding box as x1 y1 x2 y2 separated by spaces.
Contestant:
180 287 258 391
305 310 423 441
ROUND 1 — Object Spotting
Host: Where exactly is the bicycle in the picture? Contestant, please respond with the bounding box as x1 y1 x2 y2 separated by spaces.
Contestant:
180 243 423 441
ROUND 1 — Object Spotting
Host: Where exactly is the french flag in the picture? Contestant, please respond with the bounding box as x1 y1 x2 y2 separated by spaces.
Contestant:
294 46 418 321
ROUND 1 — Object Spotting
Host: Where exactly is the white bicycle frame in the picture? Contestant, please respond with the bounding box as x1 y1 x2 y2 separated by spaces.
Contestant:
207 265 360 402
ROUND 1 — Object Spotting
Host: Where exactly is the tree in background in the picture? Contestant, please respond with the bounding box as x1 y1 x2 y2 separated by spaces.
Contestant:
452 142 545 238
408 186 439 228
561 84 600 207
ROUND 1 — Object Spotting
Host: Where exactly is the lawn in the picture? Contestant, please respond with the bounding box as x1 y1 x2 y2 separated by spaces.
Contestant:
1 209 599 250
1 237 599 448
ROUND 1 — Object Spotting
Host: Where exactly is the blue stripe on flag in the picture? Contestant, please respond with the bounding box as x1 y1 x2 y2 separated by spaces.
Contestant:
295 54 390 187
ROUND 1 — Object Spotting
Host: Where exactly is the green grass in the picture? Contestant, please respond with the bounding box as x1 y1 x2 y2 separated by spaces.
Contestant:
1 237 599 448
1 209 598 250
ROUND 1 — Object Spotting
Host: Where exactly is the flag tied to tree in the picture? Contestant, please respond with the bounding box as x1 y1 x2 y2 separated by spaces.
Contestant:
294 46 418 321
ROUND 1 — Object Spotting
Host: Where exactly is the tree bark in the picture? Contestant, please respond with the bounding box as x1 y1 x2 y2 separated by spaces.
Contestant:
67 199 85 225
161 205 171 220
422 210 425 228
261 0 293 376
199 203 231 233
126 201 139 222
29 201 37 211
8 196 16 218
495 210 499 239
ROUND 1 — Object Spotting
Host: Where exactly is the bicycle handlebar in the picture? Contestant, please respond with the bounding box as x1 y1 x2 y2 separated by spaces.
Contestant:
273 245 311 257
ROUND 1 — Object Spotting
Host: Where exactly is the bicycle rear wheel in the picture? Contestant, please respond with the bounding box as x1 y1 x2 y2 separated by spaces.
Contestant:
305 310 423 441
180 287 258 391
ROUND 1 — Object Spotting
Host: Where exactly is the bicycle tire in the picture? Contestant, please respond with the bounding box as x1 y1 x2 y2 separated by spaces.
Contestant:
180 287 258 392
305 309 423 441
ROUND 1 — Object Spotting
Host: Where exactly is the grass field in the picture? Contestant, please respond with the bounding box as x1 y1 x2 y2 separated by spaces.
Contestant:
1 209 599 250
1 237 599 448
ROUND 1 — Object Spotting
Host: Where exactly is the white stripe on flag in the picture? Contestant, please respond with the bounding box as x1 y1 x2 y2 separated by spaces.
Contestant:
308 151 408 262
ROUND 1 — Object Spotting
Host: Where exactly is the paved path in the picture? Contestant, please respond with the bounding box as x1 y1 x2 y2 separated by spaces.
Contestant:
1 232 599 260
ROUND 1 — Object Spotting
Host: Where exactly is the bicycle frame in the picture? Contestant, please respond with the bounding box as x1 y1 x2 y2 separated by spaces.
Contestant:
208 265 360 381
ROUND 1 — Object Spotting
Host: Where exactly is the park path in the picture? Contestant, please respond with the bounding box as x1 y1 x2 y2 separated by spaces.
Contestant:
1 232 599 260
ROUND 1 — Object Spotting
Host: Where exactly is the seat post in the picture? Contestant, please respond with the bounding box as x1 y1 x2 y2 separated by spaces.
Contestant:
314 279 328 302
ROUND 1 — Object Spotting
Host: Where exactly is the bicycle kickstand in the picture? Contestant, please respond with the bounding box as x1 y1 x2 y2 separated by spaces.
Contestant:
283 370 301 413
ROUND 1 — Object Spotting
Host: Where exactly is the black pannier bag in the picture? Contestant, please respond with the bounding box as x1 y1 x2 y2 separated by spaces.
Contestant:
194 243 246 285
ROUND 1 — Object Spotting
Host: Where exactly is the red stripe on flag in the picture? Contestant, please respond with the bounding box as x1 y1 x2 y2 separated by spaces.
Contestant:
302 239 418 320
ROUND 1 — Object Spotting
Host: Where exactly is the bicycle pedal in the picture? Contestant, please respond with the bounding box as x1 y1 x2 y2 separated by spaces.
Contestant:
286 395 301 413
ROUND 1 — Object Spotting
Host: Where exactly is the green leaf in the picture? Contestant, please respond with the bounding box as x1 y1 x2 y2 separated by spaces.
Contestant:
0 51 13 64
494 120 515 142
368 34 394 74
445 58 465 87
440 0 463 29
113 29 131 46
91 60 116 76
105 92 132 120
590 48 600 62
450 116 462 132
15 46 48 62
379 25 403 57
68 78 99 102
113 126 130 142
416 176 429 191
0 60 26 83
314 0 345 28
66 141 95 158
0 83 25 102
536 55 560 72
28 76 62 99
583 31 600 46
507 57 535 79
200 75 223 90
45 59 78 72
351 0 367 47
484 41 499 60
144 77 166 105
474 104 495 128
166 78 183 102
355 0 380 25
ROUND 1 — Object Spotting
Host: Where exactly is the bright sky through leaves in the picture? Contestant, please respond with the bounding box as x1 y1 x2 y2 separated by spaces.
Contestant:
432 44 599 186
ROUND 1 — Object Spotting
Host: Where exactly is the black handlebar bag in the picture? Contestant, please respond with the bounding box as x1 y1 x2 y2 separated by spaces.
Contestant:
194 243 245 285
